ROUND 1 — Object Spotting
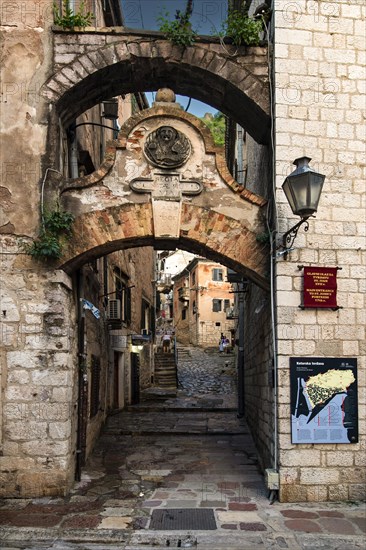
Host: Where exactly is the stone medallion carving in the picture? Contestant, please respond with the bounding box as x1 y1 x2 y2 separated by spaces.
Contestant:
144 126 191 168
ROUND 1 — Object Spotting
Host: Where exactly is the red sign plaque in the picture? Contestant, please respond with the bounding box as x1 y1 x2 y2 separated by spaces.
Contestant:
303 267 338 308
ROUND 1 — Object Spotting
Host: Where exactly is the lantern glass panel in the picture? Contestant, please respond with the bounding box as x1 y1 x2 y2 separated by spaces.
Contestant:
308 174 325 212
289 173 311 216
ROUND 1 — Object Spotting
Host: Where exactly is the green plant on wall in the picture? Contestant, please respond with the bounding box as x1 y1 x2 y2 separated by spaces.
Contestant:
53 0 93 29
157 0 197 47
256 231 270 244
220 3 262 46
23 205 74 260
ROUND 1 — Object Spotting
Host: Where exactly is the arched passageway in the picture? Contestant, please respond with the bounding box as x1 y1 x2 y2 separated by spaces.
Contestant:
57 102 269 289
44 30 270 144
59 204 269 291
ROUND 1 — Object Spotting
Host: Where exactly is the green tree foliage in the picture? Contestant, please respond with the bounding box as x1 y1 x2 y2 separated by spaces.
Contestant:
200 112 226 147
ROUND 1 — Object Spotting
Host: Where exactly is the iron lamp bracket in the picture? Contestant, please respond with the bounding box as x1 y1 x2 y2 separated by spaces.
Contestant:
281 216 312 259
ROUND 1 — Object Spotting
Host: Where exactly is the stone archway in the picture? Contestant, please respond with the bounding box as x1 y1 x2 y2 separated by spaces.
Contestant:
58 96 269 289
44 30 270 144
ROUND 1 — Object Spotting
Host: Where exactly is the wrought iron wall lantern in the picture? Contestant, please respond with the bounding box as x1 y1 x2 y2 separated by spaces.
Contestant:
102 98 119 120
281 157 325 258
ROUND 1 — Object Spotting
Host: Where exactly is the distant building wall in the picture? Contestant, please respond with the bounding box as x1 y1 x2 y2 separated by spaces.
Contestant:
173 259 235 348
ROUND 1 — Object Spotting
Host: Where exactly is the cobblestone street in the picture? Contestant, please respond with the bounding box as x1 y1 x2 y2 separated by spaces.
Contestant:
0 347 365 549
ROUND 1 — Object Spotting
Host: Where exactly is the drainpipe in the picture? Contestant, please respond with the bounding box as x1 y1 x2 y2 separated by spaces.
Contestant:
75 268 87 481
69 122 79 179
237 281 245 418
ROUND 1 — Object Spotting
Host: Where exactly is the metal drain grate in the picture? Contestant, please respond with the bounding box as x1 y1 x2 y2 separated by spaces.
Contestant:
150 508 216 530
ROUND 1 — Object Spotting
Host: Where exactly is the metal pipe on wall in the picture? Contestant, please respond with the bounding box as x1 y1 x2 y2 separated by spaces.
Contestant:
237 282 245 418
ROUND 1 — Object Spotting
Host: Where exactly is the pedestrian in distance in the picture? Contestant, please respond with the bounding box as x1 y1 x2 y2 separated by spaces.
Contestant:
162 332 171 353
219 333 225 353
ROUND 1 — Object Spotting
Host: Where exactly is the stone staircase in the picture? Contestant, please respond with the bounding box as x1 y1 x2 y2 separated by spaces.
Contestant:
154 351 178 389
176 345 192 360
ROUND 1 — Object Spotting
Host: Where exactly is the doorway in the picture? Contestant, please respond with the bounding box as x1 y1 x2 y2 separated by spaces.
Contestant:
113 351 125 410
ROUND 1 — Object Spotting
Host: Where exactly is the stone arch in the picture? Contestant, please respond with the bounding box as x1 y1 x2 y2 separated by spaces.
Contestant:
59 202 269 290
44 32 270 143
58 104 269 289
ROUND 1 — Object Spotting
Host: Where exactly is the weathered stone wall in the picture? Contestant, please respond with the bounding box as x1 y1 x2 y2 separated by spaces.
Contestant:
0 2 54 236
47 29 270 144
0 0 112 499
193 262 235 347
0 243 78 496
274 0 365 502
244 285 274 472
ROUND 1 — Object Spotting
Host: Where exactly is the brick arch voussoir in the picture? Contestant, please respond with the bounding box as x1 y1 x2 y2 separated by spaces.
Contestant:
59 202 155 271
59 203 269 290
180 204 268 287
43 38 267 110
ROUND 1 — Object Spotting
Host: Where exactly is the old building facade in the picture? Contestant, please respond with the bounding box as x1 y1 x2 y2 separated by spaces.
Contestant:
172 258 236 348
0 0 365 502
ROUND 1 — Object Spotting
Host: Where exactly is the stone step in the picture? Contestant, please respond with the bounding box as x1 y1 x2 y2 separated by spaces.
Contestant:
155 368 176 375
154 352 178 390
155 362 176 369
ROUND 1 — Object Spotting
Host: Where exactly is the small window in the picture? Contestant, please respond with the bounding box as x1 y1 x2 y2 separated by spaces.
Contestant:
224 299 230 310
191 270 196 285
141 298 150 332
215 322 221 327
212 268 224 281
115 271 131 324
182 308 187 320
212 299 222 312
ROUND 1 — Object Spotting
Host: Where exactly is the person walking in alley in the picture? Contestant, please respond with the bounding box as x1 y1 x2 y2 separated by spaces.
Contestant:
162 332 171 353
219 333 225 353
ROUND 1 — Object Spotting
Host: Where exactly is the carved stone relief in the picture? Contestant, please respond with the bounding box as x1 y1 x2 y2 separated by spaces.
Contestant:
144 126 191 168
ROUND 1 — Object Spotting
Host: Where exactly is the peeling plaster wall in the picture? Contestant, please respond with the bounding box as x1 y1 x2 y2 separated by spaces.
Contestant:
0 7 53 237
0 3 72 496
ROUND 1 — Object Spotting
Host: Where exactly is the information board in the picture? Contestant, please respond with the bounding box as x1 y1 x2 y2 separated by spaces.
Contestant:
290 357 358 444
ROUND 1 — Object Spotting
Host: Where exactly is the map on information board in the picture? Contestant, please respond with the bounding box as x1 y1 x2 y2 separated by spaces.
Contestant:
290 357 358 444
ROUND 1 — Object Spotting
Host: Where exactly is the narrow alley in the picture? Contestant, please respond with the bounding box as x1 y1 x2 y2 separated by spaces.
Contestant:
0 348 365 550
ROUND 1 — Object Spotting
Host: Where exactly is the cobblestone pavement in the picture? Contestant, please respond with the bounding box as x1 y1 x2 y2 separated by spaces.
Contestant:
0 347 365 549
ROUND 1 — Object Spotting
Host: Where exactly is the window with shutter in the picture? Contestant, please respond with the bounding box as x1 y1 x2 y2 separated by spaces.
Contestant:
212 268 224 281
212 299 222 312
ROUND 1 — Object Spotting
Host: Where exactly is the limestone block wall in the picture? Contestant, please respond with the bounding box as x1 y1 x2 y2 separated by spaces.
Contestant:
274 0 365 502
0 248 78 496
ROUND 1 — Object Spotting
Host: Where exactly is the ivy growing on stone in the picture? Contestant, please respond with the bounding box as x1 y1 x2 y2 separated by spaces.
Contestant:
23 205 74 260
53 0 93 29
